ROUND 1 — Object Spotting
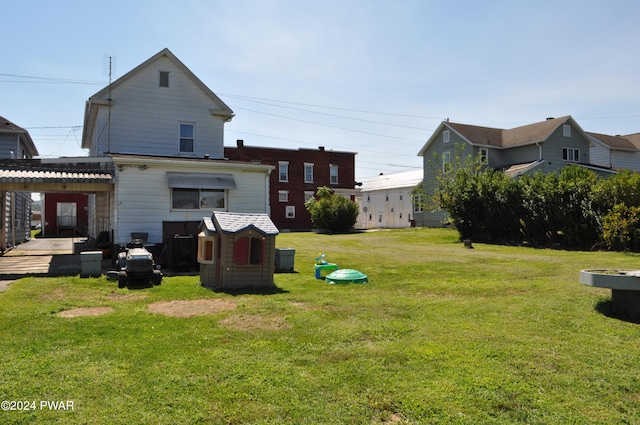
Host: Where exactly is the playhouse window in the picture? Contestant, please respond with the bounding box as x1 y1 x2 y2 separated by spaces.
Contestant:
233 237 264 265
197 234 215 264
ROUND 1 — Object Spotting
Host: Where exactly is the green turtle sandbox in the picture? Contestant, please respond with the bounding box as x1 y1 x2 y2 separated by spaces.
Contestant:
325 269 368 284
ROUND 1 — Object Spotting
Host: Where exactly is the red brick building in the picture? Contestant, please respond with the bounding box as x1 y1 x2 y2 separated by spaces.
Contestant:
224 141 358 230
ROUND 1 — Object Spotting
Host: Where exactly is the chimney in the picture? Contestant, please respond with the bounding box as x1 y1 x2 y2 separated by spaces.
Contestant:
319 146 325 151
237 139 244 148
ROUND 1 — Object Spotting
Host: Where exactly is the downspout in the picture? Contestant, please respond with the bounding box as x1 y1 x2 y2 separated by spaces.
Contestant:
265 169 272 215
536 141 543 162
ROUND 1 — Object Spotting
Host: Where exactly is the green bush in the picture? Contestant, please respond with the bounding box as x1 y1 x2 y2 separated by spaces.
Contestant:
601 203 640 251
305 186 359 233
434 164 604 249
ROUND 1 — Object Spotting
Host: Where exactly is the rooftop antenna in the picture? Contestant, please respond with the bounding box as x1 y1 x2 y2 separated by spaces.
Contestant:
107 56 113 154
103 55 116 154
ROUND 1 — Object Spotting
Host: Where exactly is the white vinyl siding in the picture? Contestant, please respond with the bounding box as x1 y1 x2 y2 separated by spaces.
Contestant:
89 55 226 159
110 162 270 245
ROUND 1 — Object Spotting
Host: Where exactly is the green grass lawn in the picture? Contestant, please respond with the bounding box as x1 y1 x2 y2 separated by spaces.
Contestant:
1 228 640 424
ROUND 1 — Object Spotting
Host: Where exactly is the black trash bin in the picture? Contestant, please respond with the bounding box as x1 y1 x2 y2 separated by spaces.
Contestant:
171 234 195 271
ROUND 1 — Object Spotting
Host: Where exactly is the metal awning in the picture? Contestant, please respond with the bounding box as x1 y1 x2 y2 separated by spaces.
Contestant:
0 159 114 192
166 172 236 190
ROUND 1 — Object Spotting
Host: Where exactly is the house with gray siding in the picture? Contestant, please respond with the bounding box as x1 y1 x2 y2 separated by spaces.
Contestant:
81 48 273 267
0 116 38 251
586 132 640 171
415 116 614 227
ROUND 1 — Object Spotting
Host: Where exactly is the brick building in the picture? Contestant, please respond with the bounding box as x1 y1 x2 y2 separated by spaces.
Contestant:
224 140 358 230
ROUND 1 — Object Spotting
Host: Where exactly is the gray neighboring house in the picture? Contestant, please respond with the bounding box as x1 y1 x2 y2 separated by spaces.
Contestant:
415 116 615 227
587 132 640 171
0 116 39 251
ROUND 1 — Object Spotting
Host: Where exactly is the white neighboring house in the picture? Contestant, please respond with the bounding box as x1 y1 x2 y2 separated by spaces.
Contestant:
356 169 423 229
81 48 273 259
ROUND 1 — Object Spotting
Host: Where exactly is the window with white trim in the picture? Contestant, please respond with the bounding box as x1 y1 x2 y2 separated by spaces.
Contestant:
479 148 488 163
562 147 580 163
279 161 289 182
442 151 451 173
179 123 195 153
443 129 450 143
329 164 339 184
413 193 424 213
278 190 289 202
286 206 295 218
563 125 571 137
304 163 314 183
304 191 314 202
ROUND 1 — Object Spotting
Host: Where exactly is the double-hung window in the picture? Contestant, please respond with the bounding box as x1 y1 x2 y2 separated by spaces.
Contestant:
442 151 451 173
304 163 314 183
562 147 580 163
279 161 289 182
329 164 339 184
179 123 195 153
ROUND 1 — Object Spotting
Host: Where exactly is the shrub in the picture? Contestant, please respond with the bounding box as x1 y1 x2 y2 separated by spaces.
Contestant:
305 186 359 233
601 203 640 252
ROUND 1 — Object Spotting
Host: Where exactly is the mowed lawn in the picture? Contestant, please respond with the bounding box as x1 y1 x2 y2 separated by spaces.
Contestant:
1 228 640 424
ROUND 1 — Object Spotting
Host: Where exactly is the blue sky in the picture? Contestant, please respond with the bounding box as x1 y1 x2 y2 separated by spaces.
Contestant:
2 0 640 182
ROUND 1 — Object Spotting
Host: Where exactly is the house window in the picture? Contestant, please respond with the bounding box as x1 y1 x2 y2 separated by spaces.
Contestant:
304 191 314 202
443 130 450 143
563 125 571 137
233 237 264 265
413 193 424 213
279 190 289 202
385 193 389 202
562 147 580 163
329 164 339 184
200 190 225 209
159 71 170 88
179 123 194 153
367 195 370 203
172 188 225 210
279 161 289 182
400 194 403 201
442 151 451 173
304 163 314 183
479 148 488 163
286 206 295 218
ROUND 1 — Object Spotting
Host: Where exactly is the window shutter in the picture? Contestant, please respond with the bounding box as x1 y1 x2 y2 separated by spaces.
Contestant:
233 238 249 265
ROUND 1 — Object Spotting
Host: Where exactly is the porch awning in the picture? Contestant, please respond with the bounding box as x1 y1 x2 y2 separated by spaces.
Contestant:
166 172 237 190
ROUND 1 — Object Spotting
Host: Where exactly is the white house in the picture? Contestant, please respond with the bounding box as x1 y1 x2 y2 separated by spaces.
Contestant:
356 169 423 229
80 48 273 267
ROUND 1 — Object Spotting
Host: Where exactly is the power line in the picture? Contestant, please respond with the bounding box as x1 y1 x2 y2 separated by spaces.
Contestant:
0 73 104 85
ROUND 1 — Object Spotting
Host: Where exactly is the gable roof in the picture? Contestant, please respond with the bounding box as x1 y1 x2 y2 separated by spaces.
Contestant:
0 116 39 157
360 169 423 192
212 211 279 236
82 48 234 148
587 132 640 151
418 116 591 156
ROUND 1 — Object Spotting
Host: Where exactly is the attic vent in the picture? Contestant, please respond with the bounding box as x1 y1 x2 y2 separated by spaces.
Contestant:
159 71 169 88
